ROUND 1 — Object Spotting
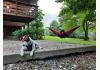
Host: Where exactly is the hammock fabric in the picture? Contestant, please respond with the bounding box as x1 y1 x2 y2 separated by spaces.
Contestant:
49 26 80 38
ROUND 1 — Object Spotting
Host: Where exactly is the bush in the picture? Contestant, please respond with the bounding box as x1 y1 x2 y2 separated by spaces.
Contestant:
12 27 44 40
67 33 85 39
12 28 31 38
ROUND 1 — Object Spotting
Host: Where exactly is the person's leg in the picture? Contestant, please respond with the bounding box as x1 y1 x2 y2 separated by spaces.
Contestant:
30 44 36 56
20 46 27 56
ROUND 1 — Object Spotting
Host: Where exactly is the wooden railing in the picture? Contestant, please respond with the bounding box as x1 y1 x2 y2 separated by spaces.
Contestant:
3 1 37 18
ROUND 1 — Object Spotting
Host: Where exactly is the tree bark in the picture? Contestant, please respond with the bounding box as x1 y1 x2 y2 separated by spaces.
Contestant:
84 29 89 40
83 22 89 40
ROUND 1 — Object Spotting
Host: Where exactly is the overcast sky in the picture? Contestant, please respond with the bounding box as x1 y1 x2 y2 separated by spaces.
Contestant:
38 0 62 27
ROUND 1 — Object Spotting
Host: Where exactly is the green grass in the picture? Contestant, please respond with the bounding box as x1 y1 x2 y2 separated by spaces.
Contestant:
43 36 96 45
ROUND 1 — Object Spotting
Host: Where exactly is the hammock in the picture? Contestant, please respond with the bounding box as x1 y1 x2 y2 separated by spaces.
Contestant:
49 26 80 38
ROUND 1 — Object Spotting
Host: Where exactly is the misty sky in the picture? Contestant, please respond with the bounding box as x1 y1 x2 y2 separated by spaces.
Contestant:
38 0 62 27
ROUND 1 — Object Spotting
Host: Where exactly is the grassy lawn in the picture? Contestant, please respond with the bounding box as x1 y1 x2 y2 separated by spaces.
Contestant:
43 36 96 45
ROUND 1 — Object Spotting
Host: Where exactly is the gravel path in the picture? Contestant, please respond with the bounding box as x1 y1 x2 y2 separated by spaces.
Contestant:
4 52 96 70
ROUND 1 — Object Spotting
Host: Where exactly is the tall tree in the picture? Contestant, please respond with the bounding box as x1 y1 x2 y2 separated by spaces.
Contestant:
30 9 44 39
56 0 96 40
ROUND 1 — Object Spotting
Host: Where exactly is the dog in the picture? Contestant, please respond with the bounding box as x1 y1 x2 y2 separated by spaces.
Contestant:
20 35 42 56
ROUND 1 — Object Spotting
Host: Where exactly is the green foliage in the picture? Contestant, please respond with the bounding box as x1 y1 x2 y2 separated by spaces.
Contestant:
56 0 96 40
56 0 96 13
12 28 31 38
49 20 63 36
50 20 59 29
30 22 44 39
12 9 44 40
29 9 44 40
44 27 51 36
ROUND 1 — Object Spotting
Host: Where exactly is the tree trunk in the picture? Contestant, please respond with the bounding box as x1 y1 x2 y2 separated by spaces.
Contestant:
82 22 89 40
84 29 89 40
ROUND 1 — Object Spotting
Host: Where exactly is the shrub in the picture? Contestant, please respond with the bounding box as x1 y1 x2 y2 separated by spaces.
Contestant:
12 28 31 38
